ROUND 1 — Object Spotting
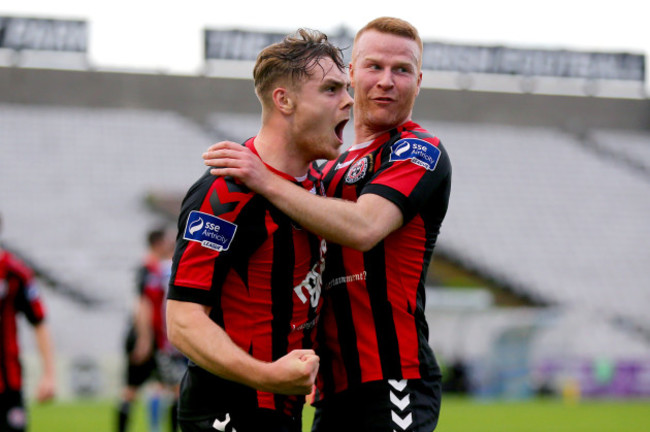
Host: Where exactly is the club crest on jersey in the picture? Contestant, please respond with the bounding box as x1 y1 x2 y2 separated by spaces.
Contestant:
183 210 237 252
389 138 440 171
345 155 373 184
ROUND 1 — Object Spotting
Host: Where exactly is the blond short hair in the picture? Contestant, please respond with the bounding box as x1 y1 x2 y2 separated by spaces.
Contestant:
353 17 423 68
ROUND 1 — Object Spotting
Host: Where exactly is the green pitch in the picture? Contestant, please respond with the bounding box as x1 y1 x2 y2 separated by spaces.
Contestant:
28 396 650 432
436 396 650 432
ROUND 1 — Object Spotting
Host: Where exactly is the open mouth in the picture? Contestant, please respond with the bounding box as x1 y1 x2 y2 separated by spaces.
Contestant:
335 119 348 142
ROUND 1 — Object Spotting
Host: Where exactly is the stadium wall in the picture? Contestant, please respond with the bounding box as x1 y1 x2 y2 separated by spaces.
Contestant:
1 67 648 133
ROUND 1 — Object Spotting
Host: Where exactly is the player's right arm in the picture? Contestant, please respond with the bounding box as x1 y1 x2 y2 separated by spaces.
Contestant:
166 299 318 395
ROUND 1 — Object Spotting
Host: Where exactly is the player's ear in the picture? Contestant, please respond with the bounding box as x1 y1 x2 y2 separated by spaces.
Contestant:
272 87 295 114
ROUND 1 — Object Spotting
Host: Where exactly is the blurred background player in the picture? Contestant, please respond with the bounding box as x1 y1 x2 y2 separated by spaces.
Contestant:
117 226 185 432
0 213 56 432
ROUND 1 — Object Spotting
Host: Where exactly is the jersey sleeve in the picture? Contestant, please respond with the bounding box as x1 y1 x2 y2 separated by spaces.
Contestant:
9 257 46 325
17 282 47 325
361 136 452 223
167 172 255 306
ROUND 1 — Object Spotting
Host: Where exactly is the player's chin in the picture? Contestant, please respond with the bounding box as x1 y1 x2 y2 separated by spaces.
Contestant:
306 137 338 161
320 141 342 161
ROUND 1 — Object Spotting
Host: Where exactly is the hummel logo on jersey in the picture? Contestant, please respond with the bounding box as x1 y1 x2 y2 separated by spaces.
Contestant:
389 379 413 431
392 411 413 430
212 413 236 431
389 379 407 391
390 391 410 410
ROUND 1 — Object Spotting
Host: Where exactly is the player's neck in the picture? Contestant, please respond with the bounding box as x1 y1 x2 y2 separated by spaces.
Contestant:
353 114 412 144
254 129 310 179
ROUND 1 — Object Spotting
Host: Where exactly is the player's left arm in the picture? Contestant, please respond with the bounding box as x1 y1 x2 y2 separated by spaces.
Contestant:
33 322 56 402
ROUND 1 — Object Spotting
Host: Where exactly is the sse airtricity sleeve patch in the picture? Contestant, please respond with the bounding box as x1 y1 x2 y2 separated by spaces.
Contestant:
389 138 441 171
183 210 237 252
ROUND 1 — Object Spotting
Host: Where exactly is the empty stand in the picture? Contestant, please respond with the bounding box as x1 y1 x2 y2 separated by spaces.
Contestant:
0 104 213 358
588 128 650 176
421 121 650 328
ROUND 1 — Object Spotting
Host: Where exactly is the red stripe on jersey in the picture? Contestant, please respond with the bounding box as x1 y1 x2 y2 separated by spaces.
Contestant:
220 269 253 349
343 251 383 383
172 241 219 290
384 215 426 376
369 159 424 197
220 214 275 360
246 241 274 363
141 259 167 350
323 154 357 199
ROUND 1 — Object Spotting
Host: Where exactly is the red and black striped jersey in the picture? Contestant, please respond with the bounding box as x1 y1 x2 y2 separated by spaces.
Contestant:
0 250 46 394
136 257 172 351
313 121 451 399
168 138 326 421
